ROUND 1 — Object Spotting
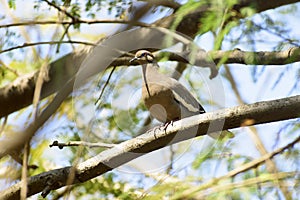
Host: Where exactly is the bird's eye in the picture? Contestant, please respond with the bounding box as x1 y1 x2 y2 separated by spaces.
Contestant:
138 53 146 58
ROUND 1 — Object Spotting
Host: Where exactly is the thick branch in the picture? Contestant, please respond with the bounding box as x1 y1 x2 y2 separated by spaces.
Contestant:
0 95 299 199
155 0 300 37
233 0 300 13
209 47 300 65
138 0 181 10
0 51 87 118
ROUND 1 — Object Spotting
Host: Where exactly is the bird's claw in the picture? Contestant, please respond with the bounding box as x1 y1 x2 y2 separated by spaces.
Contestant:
149 121 174 139
162 121 174 132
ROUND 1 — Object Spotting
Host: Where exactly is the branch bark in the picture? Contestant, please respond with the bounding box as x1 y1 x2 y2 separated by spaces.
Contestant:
154 0 300 37
209 47 300 65
0 50 87 118
0 95 299 199
138 0 181 10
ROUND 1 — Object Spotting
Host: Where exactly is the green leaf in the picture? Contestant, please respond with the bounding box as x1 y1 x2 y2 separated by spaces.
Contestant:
8 0 16 9
240 7 256 17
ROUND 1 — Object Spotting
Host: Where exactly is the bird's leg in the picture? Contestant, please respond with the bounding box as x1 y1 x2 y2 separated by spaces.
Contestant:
162 118 177 133
162 121 173 132
149 120 174 139
148 125 164 139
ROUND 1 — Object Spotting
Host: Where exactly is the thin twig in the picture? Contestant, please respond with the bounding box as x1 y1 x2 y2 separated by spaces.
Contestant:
32 61 50 119
251 20 300 47
52 185 75 200
95 66 117 106
0 40 96 54
0 19 150 29
20 142 29 200
0 60 20 76
166 145 175 174
56 24 73 53
195 171 297 198
65 25 76 50
0 40 135 57
49 140 116 149
0 116 8 135
42 0 78 21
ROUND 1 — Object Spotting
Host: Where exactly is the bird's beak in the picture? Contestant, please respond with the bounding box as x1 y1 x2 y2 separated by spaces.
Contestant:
129 57 138 63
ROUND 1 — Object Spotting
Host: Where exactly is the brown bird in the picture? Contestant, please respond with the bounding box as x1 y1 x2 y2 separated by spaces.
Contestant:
130 50 233 139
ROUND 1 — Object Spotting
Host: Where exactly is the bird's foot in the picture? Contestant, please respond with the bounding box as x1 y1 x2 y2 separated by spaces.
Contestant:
162 121 174 133
150 121 174 139
152 126 160 139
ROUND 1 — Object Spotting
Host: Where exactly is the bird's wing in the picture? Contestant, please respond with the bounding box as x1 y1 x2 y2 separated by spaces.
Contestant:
168 78 205 114
168 78 223 139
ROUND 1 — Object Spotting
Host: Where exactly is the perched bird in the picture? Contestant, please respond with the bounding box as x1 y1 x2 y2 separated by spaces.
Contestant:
130 50 233 139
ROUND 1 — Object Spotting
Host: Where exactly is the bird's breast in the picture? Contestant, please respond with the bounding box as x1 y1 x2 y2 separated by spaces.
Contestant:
142 83 180 122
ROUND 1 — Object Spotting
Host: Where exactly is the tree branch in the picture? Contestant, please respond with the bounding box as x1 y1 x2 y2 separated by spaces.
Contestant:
209 47 300 65
233 0 300 13
0 95 299 199
42 0 77 21
138 0 181 10
0 19 150 29
0 53 82 117
0 40 96 54
155 0 300 37
49 140 116 149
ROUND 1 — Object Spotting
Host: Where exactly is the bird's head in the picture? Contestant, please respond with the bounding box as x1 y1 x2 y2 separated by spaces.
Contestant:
129 50 155 64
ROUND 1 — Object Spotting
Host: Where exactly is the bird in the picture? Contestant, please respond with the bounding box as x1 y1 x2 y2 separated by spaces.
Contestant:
129 50 233 139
